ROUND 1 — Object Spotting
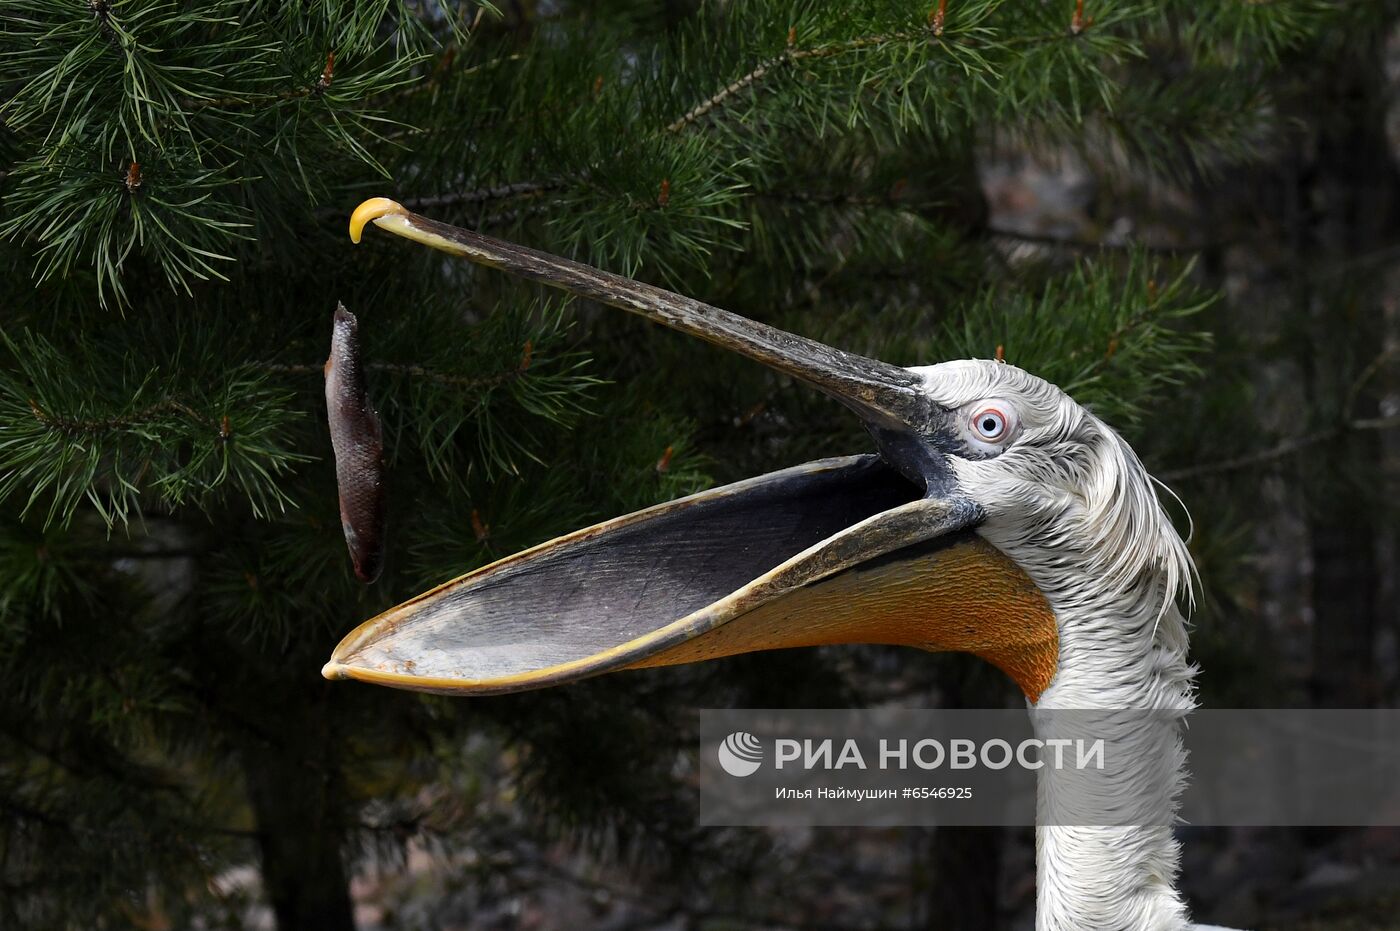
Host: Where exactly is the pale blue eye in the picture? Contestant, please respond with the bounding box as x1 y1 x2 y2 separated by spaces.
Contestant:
972 408 1007 441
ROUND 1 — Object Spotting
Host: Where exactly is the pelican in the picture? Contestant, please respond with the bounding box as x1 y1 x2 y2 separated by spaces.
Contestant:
326 197 1238 931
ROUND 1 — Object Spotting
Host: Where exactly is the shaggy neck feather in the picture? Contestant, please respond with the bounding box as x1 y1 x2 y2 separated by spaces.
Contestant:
1022 561 1195 931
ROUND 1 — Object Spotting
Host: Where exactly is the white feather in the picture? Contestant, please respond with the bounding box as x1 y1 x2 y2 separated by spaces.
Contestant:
908 360 1240 931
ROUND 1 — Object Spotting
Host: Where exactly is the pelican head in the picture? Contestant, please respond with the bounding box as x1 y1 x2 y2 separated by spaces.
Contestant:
325 199 1193 709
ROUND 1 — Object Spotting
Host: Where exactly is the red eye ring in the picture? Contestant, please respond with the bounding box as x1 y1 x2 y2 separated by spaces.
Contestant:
970 406 1009 442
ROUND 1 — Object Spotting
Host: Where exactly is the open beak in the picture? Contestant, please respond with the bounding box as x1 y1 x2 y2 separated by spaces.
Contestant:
324 199 1058 701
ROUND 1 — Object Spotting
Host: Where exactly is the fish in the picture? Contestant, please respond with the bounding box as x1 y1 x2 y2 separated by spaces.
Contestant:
325 303 386 582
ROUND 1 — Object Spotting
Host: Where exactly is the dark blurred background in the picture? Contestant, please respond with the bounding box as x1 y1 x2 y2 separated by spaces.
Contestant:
2 1 1399 929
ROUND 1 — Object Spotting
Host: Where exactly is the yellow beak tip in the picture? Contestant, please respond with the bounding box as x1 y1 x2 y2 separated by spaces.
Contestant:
348 197 406 244
322 661 348 681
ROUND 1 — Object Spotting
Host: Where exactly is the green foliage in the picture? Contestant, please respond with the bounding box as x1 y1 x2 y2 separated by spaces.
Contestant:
372 299 602 481
0 326 308 529
937 254 1214 427
0 0 424 305
0 0 1379 926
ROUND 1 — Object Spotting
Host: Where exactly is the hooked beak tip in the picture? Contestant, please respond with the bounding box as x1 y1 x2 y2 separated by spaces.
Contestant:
349 197 406 244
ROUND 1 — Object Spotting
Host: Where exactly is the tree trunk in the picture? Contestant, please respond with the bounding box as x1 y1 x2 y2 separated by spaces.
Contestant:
239 690 356 931
1301 34 1397 708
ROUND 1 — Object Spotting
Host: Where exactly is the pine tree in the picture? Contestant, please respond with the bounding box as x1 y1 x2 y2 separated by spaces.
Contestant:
1 2 1386 928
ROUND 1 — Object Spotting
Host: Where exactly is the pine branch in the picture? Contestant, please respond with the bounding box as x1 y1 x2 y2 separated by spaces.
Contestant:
182 50 338 110
0 330 308 528
0 2 421 306
662 21 1082 136
402 182 560 210
985 224 1228 254
1164 345 1400 481
25 397 214 435
1159 415 1400 481
932 251 1213 428
1344 345 1400 419
410 20 1077 206
264 355 536 390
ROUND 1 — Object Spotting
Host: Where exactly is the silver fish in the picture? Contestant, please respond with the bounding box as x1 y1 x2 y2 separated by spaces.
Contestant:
325 303 386 583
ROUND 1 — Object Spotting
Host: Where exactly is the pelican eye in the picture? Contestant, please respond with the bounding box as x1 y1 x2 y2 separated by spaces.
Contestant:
959 400 1019 453
971 407 1008 441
